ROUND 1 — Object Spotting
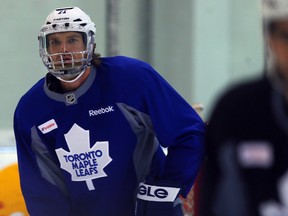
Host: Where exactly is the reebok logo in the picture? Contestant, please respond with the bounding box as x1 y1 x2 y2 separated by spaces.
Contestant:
38 119 58 134
89 106 114 117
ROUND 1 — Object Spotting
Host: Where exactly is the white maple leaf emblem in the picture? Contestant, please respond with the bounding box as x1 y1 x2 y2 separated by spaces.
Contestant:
55 123 112 191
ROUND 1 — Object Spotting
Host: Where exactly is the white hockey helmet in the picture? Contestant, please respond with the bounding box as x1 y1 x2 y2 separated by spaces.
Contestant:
39 6 96 82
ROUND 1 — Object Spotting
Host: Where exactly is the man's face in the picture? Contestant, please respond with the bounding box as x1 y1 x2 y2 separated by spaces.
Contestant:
269 21 288 79
47 31 86 69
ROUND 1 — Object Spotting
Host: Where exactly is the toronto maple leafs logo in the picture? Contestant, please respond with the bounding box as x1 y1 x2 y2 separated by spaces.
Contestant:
55 124 112 191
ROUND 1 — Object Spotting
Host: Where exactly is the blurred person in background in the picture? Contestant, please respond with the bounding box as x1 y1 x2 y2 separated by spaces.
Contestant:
13 6 205 216
200 0 288 215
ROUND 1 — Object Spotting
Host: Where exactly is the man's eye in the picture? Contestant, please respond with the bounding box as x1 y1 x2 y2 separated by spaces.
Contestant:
50 40 60 45
69 38 78 43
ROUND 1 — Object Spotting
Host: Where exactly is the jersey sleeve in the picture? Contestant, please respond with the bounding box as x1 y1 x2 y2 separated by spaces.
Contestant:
140 65 206 197
13 105 71 216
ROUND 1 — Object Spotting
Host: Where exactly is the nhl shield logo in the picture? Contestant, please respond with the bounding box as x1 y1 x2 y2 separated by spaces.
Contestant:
65 93 76 104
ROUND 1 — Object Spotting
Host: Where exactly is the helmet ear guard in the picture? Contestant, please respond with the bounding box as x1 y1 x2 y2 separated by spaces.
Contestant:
39 7 96 82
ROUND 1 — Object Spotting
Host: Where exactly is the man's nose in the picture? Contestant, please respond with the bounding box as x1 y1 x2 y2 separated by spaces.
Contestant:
60 42 68 53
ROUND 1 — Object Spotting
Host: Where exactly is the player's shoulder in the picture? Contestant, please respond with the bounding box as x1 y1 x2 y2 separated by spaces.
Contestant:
210 75 270 117
218 75 268 105
16 78 45 109
98 56 160 85
99 56 155 75
101 55 151 66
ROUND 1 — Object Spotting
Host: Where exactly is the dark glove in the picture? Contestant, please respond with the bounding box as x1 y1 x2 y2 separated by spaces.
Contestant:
135 182 183 216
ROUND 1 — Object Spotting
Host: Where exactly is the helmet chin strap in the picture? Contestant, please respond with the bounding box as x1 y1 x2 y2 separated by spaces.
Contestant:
55 69 86 83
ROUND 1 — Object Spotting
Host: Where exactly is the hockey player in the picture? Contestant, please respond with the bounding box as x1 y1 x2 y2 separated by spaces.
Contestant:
13 6 205 216
200 0 288 216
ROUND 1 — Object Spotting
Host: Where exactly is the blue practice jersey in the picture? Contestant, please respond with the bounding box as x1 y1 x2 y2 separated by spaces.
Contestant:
14 56 205 216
